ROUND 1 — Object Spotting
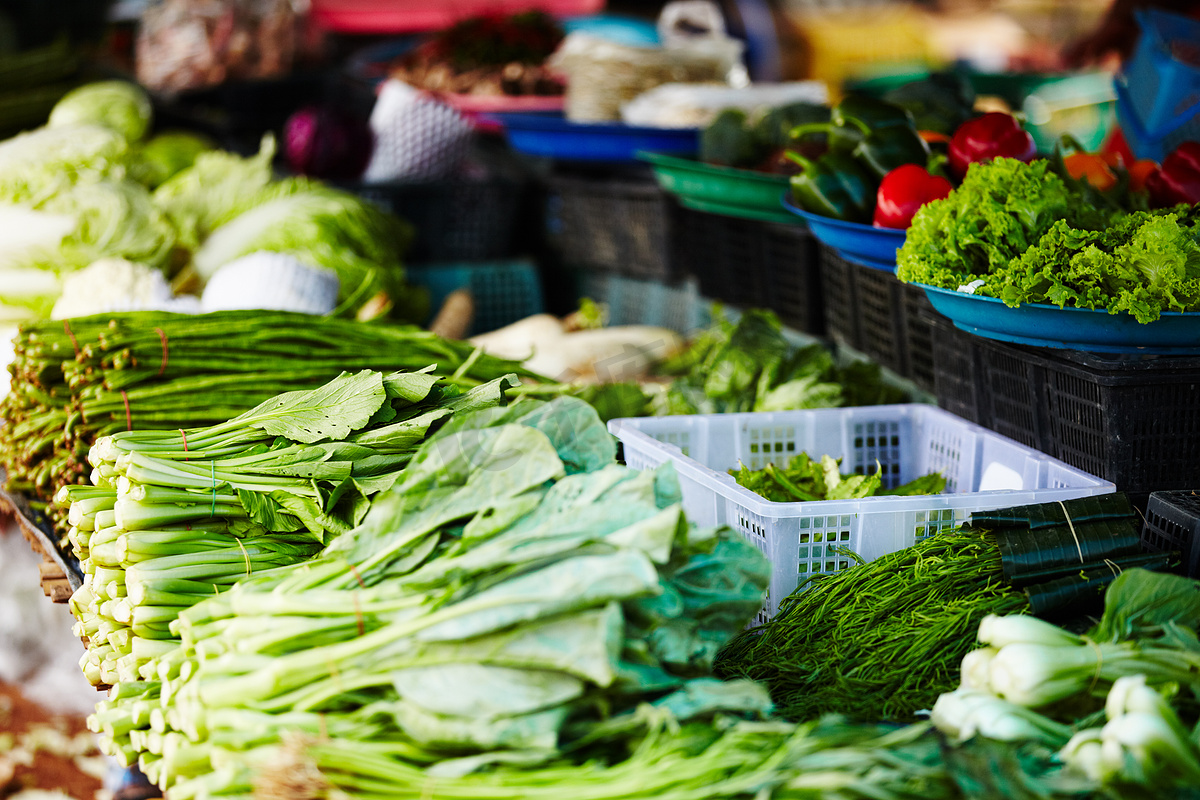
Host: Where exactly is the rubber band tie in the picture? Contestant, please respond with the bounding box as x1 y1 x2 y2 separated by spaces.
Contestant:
154 328 169 376
1086 637 1105 694
235 536 251 577
63 320 80 358
120 390 132 431
1057 500 1084 563
179 429 189 461
349 563 366 589
353 591 364 637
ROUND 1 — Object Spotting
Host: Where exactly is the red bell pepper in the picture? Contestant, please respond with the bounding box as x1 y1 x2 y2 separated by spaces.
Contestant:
873 164 954 229
1146 141 1200 207
948 112 1037 180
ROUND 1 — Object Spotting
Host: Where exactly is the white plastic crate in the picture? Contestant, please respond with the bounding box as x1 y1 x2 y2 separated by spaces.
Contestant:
608 405 1114 624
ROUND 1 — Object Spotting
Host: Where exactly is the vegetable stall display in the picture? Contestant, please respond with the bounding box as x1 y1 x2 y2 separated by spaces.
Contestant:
717 494 1170 722
896 156 1200 322
1 310 531 539
65 369 517 687
0 80 418 322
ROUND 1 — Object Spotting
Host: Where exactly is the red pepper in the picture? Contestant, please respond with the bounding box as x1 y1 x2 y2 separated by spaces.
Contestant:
948 112 1037 180
873 164 954 229
1146 141 1200 207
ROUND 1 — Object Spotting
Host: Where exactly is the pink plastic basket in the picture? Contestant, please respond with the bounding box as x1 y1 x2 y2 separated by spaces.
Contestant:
312 0 605 34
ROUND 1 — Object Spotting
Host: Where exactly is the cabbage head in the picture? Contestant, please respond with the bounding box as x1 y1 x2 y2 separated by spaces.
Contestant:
48 81 153 142
0 124 129 204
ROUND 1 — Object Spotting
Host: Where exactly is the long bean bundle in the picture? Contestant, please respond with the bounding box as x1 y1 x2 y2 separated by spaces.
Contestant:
716 527 1028 722
1 310 533 537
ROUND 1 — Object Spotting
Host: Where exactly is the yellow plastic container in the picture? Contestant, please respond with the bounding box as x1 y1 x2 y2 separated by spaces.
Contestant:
790 8 934 99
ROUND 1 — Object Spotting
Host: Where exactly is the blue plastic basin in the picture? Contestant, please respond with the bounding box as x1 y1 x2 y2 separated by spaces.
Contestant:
780 195 905 270
489 112 699 163
920 283 1200 353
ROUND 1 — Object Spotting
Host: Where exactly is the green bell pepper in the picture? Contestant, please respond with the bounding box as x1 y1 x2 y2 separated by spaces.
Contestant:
786 151 878 223
790 94 916 155
853 125 931 178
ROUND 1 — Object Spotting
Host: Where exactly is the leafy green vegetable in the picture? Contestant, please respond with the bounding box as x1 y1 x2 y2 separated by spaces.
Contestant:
897 157 1200 322
0 178 175 320
883 72 975 136
699 108 758 168
193 180 414 311
0 123 129 204
152 136 277 250
131 132 215 189
64 369 521 687
87 398 775 790
47 81 152 143
716 525 1027 722
730 452 945 503
649 310 904 416
897 158 1092 289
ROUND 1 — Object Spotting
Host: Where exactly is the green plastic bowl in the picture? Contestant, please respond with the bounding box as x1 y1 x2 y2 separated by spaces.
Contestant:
638 152 797 225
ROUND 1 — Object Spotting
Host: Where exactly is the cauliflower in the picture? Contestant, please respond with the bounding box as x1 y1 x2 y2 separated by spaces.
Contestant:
51 257 181 319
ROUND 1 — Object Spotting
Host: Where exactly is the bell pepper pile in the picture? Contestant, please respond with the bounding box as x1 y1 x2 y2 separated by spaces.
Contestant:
787 96 935 226
1146 141 1200 207
782 87 1197 232
785 97 1046 230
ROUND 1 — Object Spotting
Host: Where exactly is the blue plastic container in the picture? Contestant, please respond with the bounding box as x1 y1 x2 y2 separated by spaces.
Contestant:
407 259 544 335
920 283 1200 353
1116 8 1200 161
780 196 905 271
489 112 699 163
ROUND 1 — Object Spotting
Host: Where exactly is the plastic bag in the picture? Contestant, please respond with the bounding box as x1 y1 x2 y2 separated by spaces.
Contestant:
622 82 828 128
136 0 304 94
362 80 473 182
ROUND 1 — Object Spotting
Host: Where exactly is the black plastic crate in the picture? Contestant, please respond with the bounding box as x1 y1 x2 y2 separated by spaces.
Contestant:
760 222 824 336
1143 490 1200 577
671 207 767 307
928 315 985 424
818 246 860 351
547 171 678 282
927 314 1200 492
1039 350 1200 492
671 211 823 334
849 259 906 377
979 342 1047 450
351 178 524 262
900 283 938 394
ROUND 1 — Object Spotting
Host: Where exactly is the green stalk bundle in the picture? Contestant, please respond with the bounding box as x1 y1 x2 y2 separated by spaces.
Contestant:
1 310 533 539
716 527 1028 722
65 369 517 687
